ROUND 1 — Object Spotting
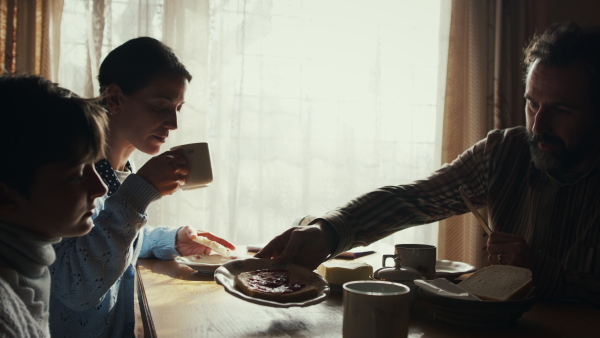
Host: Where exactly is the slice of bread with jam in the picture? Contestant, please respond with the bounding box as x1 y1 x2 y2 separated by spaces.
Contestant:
235 268 319 303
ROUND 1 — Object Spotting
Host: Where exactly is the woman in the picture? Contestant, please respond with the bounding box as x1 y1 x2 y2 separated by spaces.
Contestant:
49 37 234 337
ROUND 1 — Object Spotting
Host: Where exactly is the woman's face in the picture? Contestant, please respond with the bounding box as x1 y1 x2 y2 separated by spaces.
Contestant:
112 73 188 155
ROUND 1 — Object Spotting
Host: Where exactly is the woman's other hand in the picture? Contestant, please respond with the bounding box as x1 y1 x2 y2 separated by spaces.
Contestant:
175 226 236 256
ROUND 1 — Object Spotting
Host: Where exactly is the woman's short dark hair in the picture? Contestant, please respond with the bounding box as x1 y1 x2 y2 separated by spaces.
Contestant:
0 75 108 197
98 37 192 96
524 22 600 115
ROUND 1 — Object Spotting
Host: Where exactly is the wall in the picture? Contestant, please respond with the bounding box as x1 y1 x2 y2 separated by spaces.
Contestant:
547 0 600 26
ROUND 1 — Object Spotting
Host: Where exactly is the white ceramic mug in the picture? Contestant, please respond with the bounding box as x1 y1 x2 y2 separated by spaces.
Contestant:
342 280 410 338
170 142 213 190
383 244 437 279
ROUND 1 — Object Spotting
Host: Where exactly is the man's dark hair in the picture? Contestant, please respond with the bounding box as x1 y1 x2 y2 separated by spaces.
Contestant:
98 37 192 96
524 22 600 114
0 75 108 196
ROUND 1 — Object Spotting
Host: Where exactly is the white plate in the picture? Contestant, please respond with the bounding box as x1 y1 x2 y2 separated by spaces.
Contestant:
214 258 330 308
175 253 249 274
435 260 476 279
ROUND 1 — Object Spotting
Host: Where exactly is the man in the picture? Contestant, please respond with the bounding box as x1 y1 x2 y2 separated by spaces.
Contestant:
256 22 600 307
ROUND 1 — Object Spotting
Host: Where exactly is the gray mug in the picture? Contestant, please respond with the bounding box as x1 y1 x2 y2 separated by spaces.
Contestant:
382 244 436 279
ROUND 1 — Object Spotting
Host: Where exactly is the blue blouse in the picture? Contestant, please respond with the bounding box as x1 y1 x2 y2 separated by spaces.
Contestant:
49 160 180 337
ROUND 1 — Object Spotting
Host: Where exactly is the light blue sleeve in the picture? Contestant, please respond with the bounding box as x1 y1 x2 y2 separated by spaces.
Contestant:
50 174 161 311
139 225 181 259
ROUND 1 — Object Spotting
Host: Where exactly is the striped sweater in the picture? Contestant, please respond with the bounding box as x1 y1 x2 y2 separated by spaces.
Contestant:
323 127 599 306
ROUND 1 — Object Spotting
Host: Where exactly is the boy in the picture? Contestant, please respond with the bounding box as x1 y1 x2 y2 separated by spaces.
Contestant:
0 75 108 337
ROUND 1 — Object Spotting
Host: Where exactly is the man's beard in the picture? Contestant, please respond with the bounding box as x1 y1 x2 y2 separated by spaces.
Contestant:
527 133 567 173
527 131 598 175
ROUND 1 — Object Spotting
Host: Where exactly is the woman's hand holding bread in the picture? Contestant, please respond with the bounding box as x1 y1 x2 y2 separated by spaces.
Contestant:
175 226 236 256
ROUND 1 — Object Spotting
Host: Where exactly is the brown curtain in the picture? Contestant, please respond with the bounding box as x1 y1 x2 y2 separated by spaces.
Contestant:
0 0 17 74
438 0 548 268
0 0 62 79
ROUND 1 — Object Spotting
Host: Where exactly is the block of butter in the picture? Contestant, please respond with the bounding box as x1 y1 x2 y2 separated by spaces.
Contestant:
316 261 373 286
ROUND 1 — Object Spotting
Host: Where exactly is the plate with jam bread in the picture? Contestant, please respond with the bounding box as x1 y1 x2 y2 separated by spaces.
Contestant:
214 258 330 308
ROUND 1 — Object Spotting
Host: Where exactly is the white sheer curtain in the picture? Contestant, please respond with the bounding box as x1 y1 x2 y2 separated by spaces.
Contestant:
58 0 449 248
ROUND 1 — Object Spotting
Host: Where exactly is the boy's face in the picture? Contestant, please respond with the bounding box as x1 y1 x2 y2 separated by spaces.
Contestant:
11 161 107 238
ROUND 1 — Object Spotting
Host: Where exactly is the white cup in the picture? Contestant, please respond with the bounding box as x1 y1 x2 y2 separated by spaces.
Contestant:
342 280 410 338
385 244 436 279
170 142 213 190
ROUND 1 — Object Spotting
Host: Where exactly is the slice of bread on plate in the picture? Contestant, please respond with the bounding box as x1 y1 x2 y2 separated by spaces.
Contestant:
458 265 533 301
235 268 319 303
192 236 233 257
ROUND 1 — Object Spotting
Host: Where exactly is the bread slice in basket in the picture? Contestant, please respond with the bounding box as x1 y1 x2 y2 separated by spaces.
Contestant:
458 265 533 301
235 268 319 303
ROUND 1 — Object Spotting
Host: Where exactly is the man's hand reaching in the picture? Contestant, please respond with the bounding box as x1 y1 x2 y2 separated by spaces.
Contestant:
255 220 339 271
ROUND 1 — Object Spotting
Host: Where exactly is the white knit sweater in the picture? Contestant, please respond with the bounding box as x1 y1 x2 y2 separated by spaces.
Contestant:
0 222 58 338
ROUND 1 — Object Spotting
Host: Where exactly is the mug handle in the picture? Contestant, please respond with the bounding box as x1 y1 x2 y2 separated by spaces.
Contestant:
382 254 399 268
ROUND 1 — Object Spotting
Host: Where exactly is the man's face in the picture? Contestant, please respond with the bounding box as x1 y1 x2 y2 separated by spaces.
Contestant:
524 61 600 175
11 161 107 238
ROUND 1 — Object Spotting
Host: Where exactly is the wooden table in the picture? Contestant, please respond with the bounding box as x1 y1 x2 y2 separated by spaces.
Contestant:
137 253 599 338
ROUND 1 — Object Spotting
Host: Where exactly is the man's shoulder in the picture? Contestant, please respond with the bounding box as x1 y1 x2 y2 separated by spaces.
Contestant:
488 126 527 139
484 126 529 150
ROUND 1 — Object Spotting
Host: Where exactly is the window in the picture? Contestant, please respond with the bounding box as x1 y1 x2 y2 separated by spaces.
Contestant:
58 0 449 248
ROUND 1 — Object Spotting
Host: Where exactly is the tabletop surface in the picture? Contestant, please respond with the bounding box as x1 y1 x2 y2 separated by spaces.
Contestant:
136 250 599 338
